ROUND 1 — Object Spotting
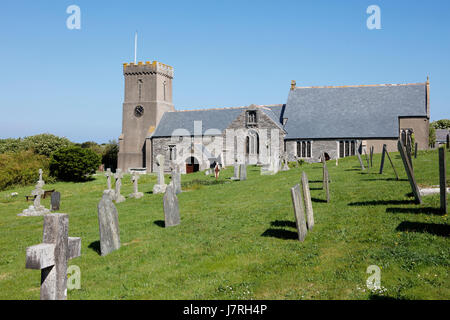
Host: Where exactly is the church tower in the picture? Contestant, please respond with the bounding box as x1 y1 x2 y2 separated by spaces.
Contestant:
118 61 174 172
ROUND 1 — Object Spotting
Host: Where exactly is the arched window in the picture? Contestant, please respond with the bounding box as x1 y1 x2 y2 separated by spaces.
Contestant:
247 130 259 155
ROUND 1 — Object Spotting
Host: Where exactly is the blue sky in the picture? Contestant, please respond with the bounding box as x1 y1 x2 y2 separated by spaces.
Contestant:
0 0 449 143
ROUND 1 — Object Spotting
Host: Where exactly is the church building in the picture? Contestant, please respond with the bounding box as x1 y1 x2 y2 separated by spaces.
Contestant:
118 60 430 174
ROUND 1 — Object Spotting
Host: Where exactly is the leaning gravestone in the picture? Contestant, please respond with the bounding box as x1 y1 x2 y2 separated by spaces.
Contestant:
398 140 422 204
129 172 144 199
439 147 447 214
19 169 50 216
163 183 180 227
370 146 374 167
290 184 308 242
25 213 81 300
153 154 167 194
356 145 365 170
301 172 314 230
114 169 125 203
414 143 418 159
51 191 60 211
97 193 121 256
379 144 387 174
240 163 247 181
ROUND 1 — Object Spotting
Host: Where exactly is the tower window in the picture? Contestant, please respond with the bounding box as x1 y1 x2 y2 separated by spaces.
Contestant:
246 111 257 125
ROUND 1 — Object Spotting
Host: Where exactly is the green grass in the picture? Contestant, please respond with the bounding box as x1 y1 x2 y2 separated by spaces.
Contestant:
0 149 448 300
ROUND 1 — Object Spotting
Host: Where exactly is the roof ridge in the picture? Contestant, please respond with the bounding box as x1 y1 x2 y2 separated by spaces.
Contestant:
293 82 426 90
170 104 283 113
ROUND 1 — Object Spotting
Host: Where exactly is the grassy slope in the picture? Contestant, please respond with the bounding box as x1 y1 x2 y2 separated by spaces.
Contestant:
0 149 448 300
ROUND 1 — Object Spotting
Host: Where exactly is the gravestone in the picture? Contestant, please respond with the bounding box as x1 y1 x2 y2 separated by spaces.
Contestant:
163 183 180 227
398 140 422 204
379 144 386 174
51 192 60 211
324 169 330 203
406 140 413 172
281 158 290 171
97 193 121 256
364 148 370 169
414 143 418 159
171 167 182 195
214 163 220 180
153 154 167 194
19 169 50 216
104 168 115 198
25 213 81 300
129 172 144 199
370 146 374 167
239 163 247 181
301 172 314 230
114 169 125 203
379 144 399 180
356 147 365 170
231 161 240 180
290 184 308 242
439 147 447 214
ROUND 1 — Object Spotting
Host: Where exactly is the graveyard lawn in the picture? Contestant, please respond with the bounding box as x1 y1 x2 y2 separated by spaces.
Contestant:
0 149 448 300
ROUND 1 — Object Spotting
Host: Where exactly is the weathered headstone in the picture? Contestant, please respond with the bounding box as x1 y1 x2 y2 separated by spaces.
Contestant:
364 148 370 169
370 146 374 167
379 144 386 174
97 193 121 256
171 167 182 195
398 140 422 204
301 172 314 230
290 184 308 242
406 139 413 172
114 169 125 203
231 160 240 180
281 158 290 171
163 183 180 227
19 169 50 216
356 144 365 170
439 147 447 214
239 163 247 181
414 142 418 159
51 191 60 211
129 172 144 199
25 213 81 300
324 169 330 203
153 154 167 194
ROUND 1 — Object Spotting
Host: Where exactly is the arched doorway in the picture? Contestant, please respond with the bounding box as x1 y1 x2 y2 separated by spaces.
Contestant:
185 156 199 174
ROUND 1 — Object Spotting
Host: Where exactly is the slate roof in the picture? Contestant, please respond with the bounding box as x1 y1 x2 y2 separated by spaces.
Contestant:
151 105 284 138
436 129 450 143
283 83 428 140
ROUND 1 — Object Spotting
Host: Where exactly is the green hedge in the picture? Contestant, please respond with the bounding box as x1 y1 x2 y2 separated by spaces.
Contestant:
0 151 52 191
50 146 101 181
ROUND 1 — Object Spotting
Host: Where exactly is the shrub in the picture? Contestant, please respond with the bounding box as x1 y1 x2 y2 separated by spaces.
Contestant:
81 141 104 156
102 140 119 172
50 146 101 181
0 138 27 154
0 151 51 191
431 119 450 130
23 133 73 157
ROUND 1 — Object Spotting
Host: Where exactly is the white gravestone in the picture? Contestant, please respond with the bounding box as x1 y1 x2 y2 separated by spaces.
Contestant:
153 154 167 194
129 172 144 199
114 169 125 203
18 169 50 216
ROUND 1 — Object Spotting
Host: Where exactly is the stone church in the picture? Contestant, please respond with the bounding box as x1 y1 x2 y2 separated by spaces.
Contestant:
118 60 430 174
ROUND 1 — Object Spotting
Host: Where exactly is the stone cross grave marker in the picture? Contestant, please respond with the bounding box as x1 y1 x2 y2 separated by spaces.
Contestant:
25 213 81 300
321 153 331 189
114 169 125 203
104 168 115 198
153 154 167 194
231 160 240 180
301 172 314 230
171 166 182 195
398 140 422 204
282 157 290 171
51 191 61 211
97 193 121 256
439 147 447 214
239 163 247 181
290 184 308 242
129 172 144 199
19 169 50 216
163 183 180 227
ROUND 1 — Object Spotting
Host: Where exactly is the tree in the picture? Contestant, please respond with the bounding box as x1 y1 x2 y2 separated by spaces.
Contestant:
431 119 450 130
23 133 73 157
50 146 101 181
102 140 118 172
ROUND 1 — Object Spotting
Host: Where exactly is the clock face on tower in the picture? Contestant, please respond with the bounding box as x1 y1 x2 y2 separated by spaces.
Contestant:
134 105 144 118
